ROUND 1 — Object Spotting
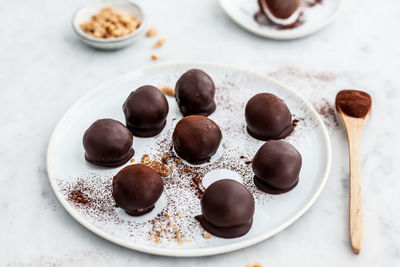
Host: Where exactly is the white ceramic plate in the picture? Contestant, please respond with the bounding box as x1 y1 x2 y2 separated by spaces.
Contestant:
218 0 342 39
47 62 331 257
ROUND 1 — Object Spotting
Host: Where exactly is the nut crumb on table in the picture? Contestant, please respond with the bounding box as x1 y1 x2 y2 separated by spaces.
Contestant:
146 27 158 37
153 38 166 48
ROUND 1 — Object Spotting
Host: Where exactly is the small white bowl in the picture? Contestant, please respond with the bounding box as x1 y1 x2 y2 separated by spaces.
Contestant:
72 0 145 50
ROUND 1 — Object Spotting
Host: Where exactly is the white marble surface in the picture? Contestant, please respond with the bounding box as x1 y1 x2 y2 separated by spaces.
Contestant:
1 0 399 266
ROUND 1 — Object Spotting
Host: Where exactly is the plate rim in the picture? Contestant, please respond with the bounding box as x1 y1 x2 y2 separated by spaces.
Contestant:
218 0 343 40
47 61 332 257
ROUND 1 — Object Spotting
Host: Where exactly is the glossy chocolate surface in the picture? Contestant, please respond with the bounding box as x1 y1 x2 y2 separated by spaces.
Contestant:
195 179 255 238
258 0 301 19
83 118 134 167
112 164 164 216
123 85 169 137
172 115 222 164
175 69 216 116
245 93 293 141
252 140 302 194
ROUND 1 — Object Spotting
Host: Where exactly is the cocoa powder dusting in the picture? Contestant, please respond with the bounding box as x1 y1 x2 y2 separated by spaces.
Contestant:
314 99 339 129
57 76 316 246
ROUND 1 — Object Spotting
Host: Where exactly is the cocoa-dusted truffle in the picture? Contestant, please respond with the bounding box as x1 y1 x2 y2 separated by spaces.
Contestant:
252 140 302 194
245 93 293 140
172 115 222 164
175 69 216 116
83 119 134 167
258 0 302 26
112 164 164 216
123 85 169 137
195 179 255 238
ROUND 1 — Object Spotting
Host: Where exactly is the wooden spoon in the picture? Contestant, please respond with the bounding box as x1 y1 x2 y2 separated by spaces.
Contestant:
335 89 372 254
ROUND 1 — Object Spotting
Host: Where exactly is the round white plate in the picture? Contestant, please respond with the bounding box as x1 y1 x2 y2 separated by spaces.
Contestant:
47 62 331 257
218 0 342 39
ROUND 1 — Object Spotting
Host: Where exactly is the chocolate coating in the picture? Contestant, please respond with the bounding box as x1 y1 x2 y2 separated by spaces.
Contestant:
175 69 216 116
195 179 255 238
112 164 164 216
83 119 134 167
172 115 222 164
258 0 301 19
245 93 294 140
123 85 169 137
252 140 302 194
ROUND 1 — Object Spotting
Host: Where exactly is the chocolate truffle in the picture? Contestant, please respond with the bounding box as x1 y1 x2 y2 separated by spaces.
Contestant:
195 179 255 238
258 0 302 26
175 69 216 116
172 115 222 164
252 140 302 194
83 118 134 167
245 93 293 141
112 164 164 216
123 85 169 137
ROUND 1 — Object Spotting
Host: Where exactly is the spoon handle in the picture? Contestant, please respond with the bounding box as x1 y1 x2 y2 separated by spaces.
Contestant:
346 121 364 254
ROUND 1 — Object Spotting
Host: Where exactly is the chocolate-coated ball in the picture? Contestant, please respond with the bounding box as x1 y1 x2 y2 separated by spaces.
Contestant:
112 164 164 216
195 179 255 238
252 140 302 194
175 69 216 116
83 119 134 167
245 93 293 141
172 115 222 164
123 85 169 137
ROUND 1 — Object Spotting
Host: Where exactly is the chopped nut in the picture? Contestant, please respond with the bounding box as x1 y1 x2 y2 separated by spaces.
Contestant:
150 159 170 177
175 211 181 215
204 233 211 239
183 167 191 173
154 239 161 243
130 158 135 163
148 235 155 240
169 165 175 171
173 228 180 234
80 7 140 38
146 27 158 37
141 154 151 165
160 86 175 97
153 38 166 48
173 157 182 163
164 213 170 219
178 237 185 244
168 221 174 227
151 54 158 60
161 153 170 164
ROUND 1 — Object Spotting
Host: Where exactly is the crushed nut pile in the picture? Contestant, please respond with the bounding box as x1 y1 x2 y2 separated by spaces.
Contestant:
80 7 140 38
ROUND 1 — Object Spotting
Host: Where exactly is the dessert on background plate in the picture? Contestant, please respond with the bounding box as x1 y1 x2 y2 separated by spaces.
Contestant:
218 0 342 39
